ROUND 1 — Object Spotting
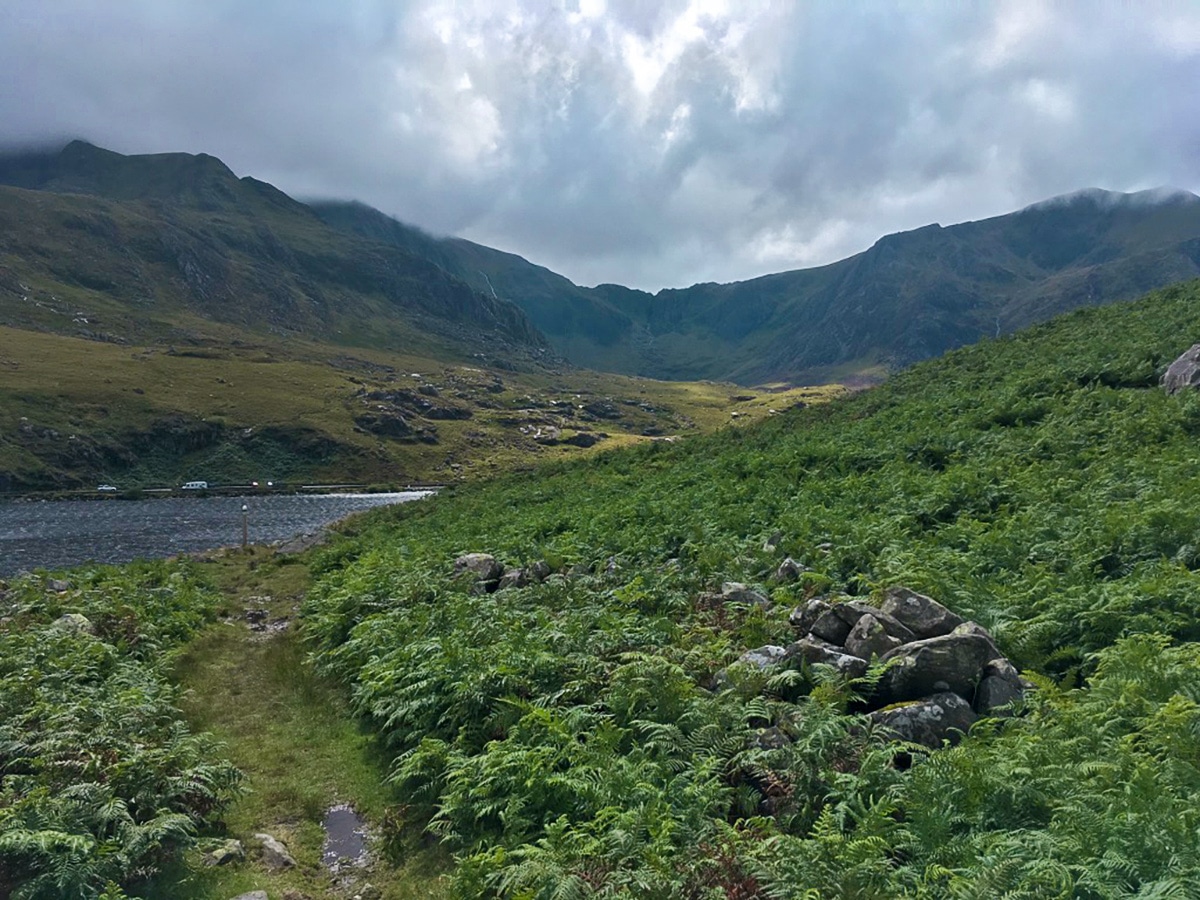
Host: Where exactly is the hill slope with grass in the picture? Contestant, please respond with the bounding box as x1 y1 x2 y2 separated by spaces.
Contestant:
317 188 1200 384
295 279 1200 896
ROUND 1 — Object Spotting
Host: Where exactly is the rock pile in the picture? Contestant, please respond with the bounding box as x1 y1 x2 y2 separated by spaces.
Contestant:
782 586 1025 748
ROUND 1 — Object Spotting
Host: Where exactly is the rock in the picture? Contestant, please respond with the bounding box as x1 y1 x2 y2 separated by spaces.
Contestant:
496 567 529 590
750 725 791 750
530 560 552 581
975 658 1026 716
231 893 268 900
1162 343 1200 394
567 562 592 578
46 578 71 593
784 636 869 678
53 613 93 634
809 608 853 645
762 530 784 551
207 839 244 866
417 383 440 396
563 431 603 448
951 621 1003 661
255 832 296 870
869 692 978 748
721 582 770 606
834 601 917 643
453 553 503 589
788 597 831 633
774 557 806 582
737 645 788 670
880 587 964 638
876 633 994 705
844 614 903 660
354 886 382 900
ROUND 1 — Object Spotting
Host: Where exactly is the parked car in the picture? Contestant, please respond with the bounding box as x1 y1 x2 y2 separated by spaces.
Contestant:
181 481 209 490
96 484 118 492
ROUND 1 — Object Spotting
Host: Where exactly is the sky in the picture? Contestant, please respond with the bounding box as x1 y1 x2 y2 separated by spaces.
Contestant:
3 1 1199 291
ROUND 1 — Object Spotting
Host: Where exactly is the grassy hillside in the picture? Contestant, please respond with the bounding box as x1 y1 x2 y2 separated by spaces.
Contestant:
0 324 833 491
296 279 1200 896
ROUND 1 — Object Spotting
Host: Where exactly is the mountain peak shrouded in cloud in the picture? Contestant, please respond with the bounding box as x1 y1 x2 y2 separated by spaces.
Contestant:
2 1 1199 291
1021 187 1200 213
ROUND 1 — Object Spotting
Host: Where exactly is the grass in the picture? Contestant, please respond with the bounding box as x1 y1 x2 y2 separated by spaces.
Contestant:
143 547 450 900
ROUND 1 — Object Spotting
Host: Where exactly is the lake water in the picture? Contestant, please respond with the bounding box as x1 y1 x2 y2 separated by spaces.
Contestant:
0 491 431 577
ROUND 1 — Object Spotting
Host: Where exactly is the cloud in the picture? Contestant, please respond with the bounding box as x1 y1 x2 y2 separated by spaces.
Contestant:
2 0 1198 290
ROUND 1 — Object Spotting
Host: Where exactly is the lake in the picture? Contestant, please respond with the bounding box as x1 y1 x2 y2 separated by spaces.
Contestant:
0 491 431 577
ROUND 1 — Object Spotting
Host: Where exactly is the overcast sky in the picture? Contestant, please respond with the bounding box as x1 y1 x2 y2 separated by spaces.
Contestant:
4 1 1199 291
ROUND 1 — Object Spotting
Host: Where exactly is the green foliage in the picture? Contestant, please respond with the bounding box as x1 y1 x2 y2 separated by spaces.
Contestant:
0 563 242 899
303 280 1200 895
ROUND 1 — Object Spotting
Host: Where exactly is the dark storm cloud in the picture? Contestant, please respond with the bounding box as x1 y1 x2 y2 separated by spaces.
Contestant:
3 1 1198 290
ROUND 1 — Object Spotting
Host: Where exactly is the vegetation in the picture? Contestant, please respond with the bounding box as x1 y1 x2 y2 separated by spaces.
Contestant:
299 279 1200 896
0 563 241 899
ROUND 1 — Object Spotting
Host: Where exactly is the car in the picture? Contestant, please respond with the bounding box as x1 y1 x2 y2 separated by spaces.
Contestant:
96 484 118 492
181 481 209 490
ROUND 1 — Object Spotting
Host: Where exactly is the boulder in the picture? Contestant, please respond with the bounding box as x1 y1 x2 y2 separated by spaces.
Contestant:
47 578 71 593
750 725 792 750
721 582 771 606
52 613 93 635
1162 343 1200 394
737 645 788 670
762 530 784 551
809 608 852 644
207 839 244 866
231 893 269 900
975 658 1026 716
880 587 964 638
876 633 994 705
835 601 917 643
496 567 529 590
255 832 296 870
788 597 831 633
453 553 503 589
774 557 806 582
529 560 553 582
844 614 902 660
951 621 1003 661
784 636 869 678
869 692 978 748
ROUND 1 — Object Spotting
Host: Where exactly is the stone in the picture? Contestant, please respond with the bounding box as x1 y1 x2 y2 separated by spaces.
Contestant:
762 530 784 551
496 568 529 590
880 587 964 638
530 560 553 581
869 692 978 748
46 578 71 593
835 600 917 643
876 633 994 705
844 614 903 660
784 636 869 678
721 582 771 606
52 613 93 635
809 609 852 645
737 645 788 670
354 886 382 900
207 839 244 866
255 832 296 870
774 557 806 582
750 726 792 750
789 597 831 633
1162 343 1200 394
975 657 1026 715
453 553 503 589
231 893 269 900
951 621 1003 661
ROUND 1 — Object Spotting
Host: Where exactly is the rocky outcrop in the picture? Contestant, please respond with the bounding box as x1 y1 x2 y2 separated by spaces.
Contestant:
454 553 503 592
785 587 1026 747
1162 343 1200 394
255 832 296 870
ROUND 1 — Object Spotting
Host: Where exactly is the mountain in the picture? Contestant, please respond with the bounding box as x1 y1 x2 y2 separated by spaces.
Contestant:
0 141 549 366
315 188 1200 384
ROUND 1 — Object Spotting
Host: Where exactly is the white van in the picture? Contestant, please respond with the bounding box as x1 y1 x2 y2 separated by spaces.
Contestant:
181 481 209 490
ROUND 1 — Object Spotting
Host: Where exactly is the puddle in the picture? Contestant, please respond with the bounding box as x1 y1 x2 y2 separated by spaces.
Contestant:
322 804 369 873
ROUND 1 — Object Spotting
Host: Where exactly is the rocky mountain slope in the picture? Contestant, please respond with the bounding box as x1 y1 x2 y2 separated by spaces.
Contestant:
316 188 1200 384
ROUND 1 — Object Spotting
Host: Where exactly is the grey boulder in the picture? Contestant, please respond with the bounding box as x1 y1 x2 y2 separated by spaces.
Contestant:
785 636 868 678
453 553 503 589
844 613 903 660
869 692 978 748
789 597 831 634
876 633 994 704
1162 343 1200 394
880 587 964 638
721 582 771 607
255 832 296 870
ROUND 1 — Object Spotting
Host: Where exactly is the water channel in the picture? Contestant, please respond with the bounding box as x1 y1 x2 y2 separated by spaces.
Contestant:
0 491 432 576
